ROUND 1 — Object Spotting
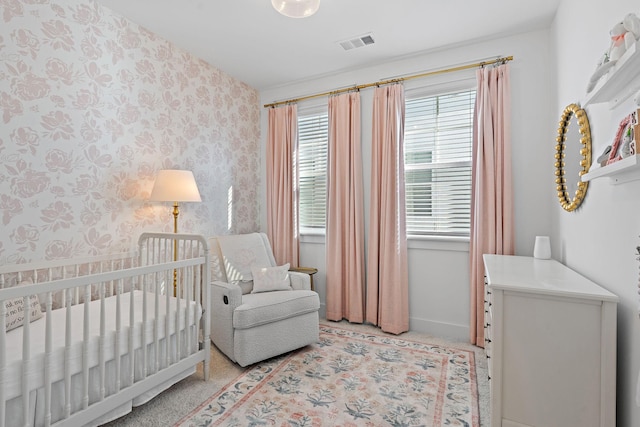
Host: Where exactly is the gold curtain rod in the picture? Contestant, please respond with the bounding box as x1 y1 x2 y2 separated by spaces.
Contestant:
264 55 513 108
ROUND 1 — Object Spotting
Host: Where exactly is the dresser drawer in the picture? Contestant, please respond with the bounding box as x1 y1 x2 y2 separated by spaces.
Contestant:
483 276 493 380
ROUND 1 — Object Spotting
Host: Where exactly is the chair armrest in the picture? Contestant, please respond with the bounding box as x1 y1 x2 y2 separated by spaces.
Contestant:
210 280 243 310
289 271 312 291
209 280 243 361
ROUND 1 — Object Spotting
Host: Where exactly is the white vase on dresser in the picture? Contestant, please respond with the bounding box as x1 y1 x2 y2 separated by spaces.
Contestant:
483 255 618 427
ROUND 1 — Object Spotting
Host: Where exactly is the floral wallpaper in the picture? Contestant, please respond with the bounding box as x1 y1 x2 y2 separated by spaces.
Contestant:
0 0 260 264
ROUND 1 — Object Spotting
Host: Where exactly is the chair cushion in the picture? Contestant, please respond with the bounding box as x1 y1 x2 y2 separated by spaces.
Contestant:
233 290 319 330
217 233 272 282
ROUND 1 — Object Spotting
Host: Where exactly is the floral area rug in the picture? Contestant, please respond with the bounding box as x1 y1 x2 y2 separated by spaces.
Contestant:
176 325 479 426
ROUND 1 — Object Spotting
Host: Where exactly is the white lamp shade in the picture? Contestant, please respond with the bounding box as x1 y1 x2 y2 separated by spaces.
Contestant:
271 0 320 18
149 170 201 202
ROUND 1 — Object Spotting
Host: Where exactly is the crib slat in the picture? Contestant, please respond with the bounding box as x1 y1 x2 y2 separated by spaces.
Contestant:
194 262 201 353
142 274 148 379
0 297 6 427
73 264 80 306
115 278 122 393
82 285 91 409
99 283 106 400
164 238 170 295
154 273 160 374
22 296 31 427
129 279 135 386
186 265 191 357
175 269 181 362
44 292 53 427
165 277 171 367
64 290 72 418
108 260 114 296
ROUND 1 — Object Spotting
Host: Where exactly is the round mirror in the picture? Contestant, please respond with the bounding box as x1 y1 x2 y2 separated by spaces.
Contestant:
555 103 591 212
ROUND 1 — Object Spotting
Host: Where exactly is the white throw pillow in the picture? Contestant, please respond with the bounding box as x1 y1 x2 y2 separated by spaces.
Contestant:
5 293 43 332
251 264 292 293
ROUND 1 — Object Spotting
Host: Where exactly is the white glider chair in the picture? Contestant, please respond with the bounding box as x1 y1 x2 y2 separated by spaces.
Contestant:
208 233 320 367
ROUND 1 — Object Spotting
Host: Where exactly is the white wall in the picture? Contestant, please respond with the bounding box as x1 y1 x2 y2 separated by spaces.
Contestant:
552 0 640 425
259 29 553 341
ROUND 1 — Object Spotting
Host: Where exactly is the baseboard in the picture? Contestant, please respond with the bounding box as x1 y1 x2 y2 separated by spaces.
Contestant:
409 316 469 342
319 304 469 342
502 419 534 427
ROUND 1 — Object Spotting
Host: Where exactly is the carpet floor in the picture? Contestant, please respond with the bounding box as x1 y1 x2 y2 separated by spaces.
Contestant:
104 320 489 426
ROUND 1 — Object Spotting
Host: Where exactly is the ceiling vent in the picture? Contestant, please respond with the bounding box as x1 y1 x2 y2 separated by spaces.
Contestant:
338 33 375 51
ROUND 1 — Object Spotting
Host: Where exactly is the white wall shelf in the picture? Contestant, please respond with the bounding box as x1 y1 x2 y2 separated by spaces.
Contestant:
581 154 640 184
583 41 640 109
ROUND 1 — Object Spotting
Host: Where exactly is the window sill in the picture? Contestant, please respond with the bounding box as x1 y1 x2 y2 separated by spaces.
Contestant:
300 232 325 244
300 232 469 252
407 235 469 252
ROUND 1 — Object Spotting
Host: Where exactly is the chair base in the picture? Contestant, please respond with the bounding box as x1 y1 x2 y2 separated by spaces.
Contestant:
233 311 320 367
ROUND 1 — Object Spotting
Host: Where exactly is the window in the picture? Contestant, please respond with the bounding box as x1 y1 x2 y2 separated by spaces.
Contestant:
295 86 475 237
404 87 476 236
297 108 328 231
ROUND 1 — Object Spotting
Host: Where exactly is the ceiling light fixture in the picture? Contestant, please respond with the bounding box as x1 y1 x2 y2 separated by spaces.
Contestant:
271 0 320 18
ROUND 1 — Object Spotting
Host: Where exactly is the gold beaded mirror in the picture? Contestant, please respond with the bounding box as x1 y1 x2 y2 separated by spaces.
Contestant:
555 103 591 212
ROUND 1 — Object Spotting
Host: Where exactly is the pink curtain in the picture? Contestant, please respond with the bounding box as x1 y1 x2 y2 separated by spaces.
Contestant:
366 84 409 335
325 92 365 323
469 64 514 347
266 105 299 267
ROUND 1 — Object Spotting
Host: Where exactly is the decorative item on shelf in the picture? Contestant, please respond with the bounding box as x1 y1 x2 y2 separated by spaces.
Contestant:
149 169 202 295
607 113 635 164
597 145 613 166
587 12 640 93
555 103 592 212
533 236 551 260
271 0 320 18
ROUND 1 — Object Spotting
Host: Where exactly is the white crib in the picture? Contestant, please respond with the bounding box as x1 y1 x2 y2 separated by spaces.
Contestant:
0 232 210 427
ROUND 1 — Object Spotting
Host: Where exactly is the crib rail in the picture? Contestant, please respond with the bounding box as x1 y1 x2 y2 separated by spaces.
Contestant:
0 252 138 309
0 233 210 427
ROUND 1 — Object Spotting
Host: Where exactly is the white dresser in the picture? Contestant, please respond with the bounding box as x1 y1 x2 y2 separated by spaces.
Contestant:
483 255 618 427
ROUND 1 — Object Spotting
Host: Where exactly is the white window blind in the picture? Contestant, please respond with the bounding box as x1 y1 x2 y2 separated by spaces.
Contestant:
404 88 476 236
298 110 328 230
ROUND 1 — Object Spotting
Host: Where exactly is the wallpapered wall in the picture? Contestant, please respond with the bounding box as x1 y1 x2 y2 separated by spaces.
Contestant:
0 0 260 264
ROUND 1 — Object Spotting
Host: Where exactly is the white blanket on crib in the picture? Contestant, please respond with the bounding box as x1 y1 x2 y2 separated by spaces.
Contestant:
3 290 201 426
